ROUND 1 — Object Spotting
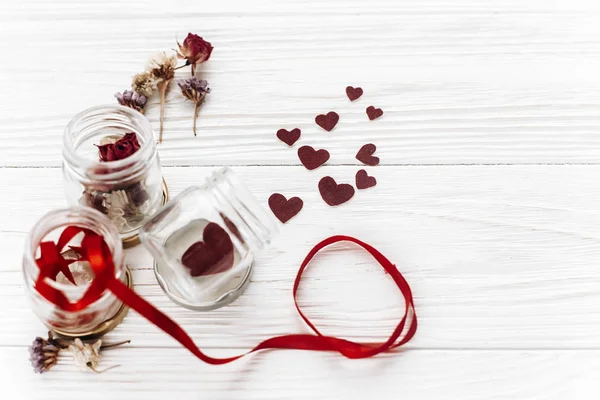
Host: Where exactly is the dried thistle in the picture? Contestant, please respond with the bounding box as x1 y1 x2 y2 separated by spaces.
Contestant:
148 52 178 143
115 90 147 113
178 77 210 136
29 331 62 373
131 71 157 97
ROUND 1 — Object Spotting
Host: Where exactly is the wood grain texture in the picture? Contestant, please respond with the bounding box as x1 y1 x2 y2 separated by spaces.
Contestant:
2 0 600 166
2 0 600 398
2 166 599 350
3 347 600 400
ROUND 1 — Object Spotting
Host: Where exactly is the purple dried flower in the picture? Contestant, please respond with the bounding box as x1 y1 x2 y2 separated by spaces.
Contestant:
29 332 62 373
178 77 210 101
178 78 210 136
115 90 147 113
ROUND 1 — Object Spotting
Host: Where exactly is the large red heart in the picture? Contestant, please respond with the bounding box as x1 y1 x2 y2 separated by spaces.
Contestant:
315 111 339 132
356 143 379 166
181 222 234 277
366 106 384 120
346 86 363 101
318 176 355 206
268 193 303 223
276 128 301 146
298 145 330 170
355 169 377 189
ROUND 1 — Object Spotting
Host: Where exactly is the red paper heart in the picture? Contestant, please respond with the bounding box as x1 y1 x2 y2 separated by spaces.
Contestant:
346 86 363 101
366 106 383 120
182 222 234 277
298 145 330 170
356 143 379 166
315 111 339 132
355 169 377 189
318 176 355 206
268 193 303 223
276 128 301 146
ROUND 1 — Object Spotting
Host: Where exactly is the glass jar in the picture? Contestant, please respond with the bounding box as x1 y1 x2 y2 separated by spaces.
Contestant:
22 206 129 338
63 105 165 245
140 167 279 310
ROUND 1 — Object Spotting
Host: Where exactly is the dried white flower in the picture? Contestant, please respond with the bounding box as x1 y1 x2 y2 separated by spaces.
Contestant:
147 51 178 81
69 338 102 372
131 71 158 97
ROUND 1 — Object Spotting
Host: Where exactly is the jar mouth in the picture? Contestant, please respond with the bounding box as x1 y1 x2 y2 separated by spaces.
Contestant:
63 104 156 182
23 207 124 297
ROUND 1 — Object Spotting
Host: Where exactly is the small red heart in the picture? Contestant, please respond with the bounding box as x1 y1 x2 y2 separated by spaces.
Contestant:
366 106 384 120
276 128 301 146
318 176 355 206
346 86 363 101
356 143 379 166
268 193 303 223
315 111 339 132
181 222 234 277
355 169 377 189
298 145 330 170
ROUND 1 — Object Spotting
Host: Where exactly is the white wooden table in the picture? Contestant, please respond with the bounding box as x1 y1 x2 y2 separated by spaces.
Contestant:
2 0 600 398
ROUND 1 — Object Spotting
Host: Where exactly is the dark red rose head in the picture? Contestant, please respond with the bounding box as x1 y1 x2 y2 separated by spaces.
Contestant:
97 132 141 162
177 33 213 66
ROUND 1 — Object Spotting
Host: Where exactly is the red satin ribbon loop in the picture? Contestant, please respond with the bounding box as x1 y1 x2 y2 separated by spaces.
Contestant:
34 228 417 364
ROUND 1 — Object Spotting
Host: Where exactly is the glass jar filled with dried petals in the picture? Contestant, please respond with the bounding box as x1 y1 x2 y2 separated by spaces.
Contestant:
63 105 167 245
22 206 130 338
140 167 279 311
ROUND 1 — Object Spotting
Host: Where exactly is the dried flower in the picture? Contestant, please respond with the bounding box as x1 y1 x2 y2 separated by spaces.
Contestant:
97 132 141 162
131 71 157 97
69 338 102 372
115 90 147 113
29 332 62 373
148 51 177 82
178 77 210 136
147 52 178 143
176 33 213 75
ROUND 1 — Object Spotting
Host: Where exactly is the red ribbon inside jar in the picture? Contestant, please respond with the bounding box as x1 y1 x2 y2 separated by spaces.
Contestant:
34 226 417 364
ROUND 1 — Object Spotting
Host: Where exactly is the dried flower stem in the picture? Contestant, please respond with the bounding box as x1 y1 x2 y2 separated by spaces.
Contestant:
174 63 188 71
87 362 121 374
157 80 171 143
193 102 200 136
101 340 131 350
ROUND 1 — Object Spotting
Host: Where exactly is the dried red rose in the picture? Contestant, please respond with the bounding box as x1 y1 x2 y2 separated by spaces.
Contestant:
176 33 213 75
97 132 141 162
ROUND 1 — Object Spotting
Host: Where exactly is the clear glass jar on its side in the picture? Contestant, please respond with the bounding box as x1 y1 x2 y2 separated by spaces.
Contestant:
63 105 165 244
22 206 128 338
140 167 279 311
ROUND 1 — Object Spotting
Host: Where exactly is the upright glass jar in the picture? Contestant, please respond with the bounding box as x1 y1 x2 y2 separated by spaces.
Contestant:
22 206 130 338
63 105 166 246
140 167 279 310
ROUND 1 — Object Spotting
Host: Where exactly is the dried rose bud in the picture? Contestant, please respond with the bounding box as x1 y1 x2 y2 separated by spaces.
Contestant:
97 132 141 162
115 90 147 113
29 332 62 373
176 33 213 75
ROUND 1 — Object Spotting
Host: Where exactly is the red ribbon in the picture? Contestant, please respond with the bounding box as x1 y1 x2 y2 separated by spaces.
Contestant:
35 227 417 364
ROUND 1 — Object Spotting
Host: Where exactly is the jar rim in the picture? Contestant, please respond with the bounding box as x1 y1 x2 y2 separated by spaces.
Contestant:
63 104 156 182
23 206 125 297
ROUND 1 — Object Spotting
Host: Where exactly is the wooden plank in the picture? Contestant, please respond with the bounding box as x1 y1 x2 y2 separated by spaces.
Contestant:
2 165 600 349
3 347 600 399
2 1 600 166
